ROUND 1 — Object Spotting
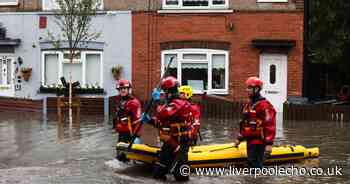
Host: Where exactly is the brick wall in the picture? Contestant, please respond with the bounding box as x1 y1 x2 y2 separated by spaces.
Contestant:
104 0 301 12
132 11 304 102
0 97 42 112
0 0 303 12
47 97 105 115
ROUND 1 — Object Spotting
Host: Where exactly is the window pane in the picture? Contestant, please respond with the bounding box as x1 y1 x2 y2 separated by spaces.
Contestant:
45 54 59 86
270 64 276 84
6 58 11 85
181 63 208 91
183 0 209 7
63 52 81 60
212 54 226 89
0 0 17 4
212 0 225 5
164 54 178 78
63 63 83 84
86 54 101 86
183 54 207 60
43 0 59 10
166 0 178 5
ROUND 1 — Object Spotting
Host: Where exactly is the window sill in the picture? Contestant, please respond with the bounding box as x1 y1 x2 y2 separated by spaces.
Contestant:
193 90 229 95
157 9 233 14
39 86 105 95
0 85 11 90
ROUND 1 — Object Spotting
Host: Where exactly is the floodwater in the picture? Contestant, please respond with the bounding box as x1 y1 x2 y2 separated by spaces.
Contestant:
0 112 349 184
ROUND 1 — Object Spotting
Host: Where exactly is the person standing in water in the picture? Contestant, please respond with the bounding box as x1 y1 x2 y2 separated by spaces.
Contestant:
233 77 276 168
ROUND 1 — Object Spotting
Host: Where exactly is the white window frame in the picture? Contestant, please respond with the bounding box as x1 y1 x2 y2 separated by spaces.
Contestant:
162 0 229 10
0 56 14 87
257 0 288 2
0 0 18 6
161 49 229 95
41 50 103 88
42 0 104 11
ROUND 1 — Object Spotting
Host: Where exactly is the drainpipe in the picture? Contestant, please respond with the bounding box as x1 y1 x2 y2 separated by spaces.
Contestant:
43 96 47 116
104 96 109 119
302 0 310 99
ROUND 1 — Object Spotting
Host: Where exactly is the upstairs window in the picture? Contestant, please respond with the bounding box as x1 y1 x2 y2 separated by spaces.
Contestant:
257 0 288 2
0 0 18 6
163 0 228 10
42 0 103 11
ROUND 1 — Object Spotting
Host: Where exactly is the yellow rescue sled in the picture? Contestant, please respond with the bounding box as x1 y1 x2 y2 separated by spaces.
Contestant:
116 142 319 168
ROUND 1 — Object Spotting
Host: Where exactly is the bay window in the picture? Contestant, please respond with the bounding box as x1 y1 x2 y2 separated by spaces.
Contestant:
41 50 103 88
162 49 229 94
163 0 228 10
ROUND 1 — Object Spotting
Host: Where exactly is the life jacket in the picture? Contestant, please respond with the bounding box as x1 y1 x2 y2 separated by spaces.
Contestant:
240 100 265 141
156 99 192 143
114 95 141 135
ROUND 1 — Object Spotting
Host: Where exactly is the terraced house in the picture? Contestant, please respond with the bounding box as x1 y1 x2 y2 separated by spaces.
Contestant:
132 0 305 113
0 0 304 113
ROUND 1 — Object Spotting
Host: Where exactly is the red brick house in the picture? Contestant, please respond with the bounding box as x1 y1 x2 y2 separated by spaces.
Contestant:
132 0 304 112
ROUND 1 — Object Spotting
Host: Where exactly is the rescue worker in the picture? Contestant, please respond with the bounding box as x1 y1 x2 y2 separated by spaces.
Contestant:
141 76 192 181
179 85 201 145
114 79 142 144
233 77 276 168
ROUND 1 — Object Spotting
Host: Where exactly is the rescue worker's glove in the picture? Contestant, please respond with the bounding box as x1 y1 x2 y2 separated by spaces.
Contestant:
233 139 240 148
152 88 161 102
140 113 151 124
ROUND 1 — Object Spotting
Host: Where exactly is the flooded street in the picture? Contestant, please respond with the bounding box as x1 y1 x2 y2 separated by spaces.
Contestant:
0 112 349 184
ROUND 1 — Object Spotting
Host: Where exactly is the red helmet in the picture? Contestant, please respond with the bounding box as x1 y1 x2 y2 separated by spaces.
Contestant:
116 79 131 89
161 76 179 91
245 77 263 89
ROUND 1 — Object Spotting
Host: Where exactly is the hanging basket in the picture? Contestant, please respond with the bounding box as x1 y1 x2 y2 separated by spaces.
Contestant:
21 68 32 82
111 65 123 80
112 73 121 80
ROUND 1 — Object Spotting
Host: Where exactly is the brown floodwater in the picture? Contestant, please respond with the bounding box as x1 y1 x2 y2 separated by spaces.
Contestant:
0 112 349 184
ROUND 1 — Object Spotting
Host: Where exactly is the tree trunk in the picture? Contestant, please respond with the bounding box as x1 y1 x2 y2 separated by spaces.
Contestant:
69 49 73 125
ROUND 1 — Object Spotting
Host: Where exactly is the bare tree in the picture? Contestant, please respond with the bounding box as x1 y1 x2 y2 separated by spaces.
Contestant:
48 0 101 123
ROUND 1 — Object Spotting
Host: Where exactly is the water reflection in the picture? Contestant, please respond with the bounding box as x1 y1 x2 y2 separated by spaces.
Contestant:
0 111 349 183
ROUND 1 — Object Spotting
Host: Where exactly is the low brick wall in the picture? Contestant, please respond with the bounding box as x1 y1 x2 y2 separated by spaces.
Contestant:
47 97 105 115
0 97 43 112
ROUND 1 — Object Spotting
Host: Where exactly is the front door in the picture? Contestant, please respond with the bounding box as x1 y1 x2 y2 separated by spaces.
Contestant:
0 56 15 97
259 54 287 113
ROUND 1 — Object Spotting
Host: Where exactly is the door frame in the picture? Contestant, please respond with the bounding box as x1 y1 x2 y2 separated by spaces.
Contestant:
259 53 288 112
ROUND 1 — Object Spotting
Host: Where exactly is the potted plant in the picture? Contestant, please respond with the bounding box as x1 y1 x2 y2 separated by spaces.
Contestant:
21 67 32 82
111 65 123 80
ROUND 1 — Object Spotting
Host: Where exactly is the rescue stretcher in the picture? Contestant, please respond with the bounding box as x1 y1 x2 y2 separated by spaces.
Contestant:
116 142 320 168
